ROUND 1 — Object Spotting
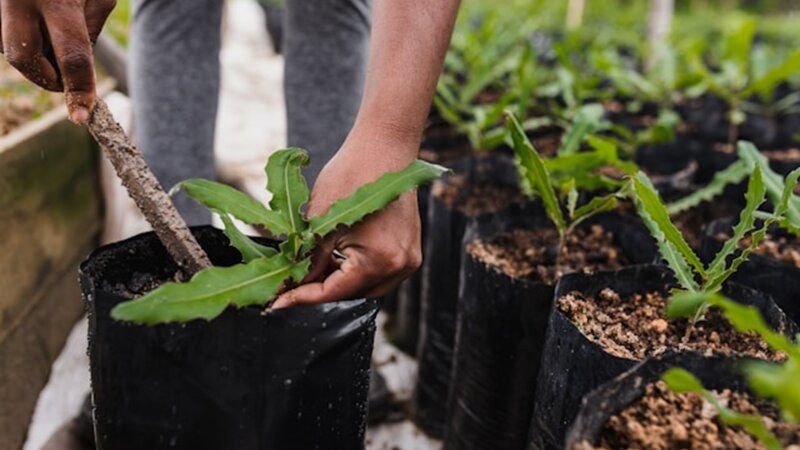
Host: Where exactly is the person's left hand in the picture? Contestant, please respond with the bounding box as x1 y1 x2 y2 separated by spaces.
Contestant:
272 135 422 308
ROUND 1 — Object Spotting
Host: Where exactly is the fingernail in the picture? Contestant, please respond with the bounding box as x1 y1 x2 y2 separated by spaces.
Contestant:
70 107 90 125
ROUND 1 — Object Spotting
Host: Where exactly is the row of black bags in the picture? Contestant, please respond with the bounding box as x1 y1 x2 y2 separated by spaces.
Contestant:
392 152 800 450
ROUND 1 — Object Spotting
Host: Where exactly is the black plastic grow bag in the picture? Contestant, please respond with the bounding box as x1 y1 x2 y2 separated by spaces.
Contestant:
81 227 378 450
564 350 753 450
412 153 519 437
527 264 798 450
443 202 554 450
443 204 657 450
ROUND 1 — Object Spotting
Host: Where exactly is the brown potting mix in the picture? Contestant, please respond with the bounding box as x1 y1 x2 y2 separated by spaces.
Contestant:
431 175 521 217
575 381 800 450
559 288 784 362
467 224 627 285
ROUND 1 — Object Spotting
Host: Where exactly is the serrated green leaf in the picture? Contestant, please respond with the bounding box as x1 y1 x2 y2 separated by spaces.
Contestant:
111 255 311 324
663 366 781 450
266 148 310 234
744 360 800 423
507 111 565 235
219 214 277 262
570 195 617 230
566 180 578 219
666 291 708 320
738 141 800 226
666 161 750 215
631 172 706 283
309 161 448 237
715 406 781 450
662 368 705 394
177 179 290 234
776 167 800 219
632 182 699 291
705 167 766 290
706 293 797 356
558 104 605 156
743 49 800 102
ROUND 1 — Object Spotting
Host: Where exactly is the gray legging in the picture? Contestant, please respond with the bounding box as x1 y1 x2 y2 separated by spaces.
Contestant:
130 0 372 225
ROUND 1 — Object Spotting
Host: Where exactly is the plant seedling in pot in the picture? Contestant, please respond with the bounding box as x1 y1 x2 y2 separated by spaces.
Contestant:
111 148 447 325
506 110 635 267
629 151 800 330
663 290 800 450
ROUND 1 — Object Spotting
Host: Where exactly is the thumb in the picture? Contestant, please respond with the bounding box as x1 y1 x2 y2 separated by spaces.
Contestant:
271 264 374 309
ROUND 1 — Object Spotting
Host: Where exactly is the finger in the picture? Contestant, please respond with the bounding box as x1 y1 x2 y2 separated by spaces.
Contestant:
85 0 117 44
0 5 61 91
272 264 379 309
41 3 96 124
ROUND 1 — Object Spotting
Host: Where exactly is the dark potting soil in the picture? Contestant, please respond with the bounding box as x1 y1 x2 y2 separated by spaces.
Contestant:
558 289 782 362
466 225 627 285
104 270 175 299
431 175 521 217
574 381 800 450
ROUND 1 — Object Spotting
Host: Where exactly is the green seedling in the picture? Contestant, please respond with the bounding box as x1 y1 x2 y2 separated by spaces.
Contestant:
662 367 783 450
665 291 800 448
683 16 800 144
630 147 800 323
506 111 634 260
111 148 447 325
666 160 750 215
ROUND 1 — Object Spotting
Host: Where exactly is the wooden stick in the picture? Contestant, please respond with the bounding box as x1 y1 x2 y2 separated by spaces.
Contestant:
87 99 212 275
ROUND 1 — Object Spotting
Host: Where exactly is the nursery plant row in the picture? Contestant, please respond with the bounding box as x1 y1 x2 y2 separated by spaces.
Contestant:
379 5 800 449
64 3 800 449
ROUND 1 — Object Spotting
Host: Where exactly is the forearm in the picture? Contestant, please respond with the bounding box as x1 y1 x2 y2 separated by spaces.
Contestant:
345 0 461 167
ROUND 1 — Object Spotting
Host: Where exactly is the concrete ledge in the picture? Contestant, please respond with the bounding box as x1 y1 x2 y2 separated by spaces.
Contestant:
0 102 102 450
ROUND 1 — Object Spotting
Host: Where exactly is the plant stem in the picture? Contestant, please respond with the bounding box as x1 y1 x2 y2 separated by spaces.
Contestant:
87 99 212 276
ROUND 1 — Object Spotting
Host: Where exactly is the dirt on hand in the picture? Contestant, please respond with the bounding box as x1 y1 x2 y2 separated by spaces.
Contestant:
559 288 783 361
575 381 800 450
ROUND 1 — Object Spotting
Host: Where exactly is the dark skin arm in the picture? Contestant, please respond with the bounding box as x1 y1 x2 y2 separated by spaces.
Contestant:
272 0 461 308
0 0 116 124
1 0 461 306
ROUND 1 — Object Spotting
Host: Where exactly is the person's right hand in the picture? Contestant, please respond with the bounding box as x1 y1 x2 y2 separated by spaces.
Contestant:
0 0 116 124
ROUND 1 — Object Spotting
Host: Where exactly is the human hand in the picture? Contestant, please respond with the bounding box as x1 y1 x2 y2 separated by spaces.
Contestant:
0 0 116 124
272 138 423 308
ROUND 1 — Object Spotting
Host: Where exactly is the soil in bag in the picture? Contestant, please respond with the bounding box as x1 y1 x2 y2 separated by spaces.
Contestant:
413 153 522 438
566 351 800 450
702 217 800 324
443 204 657 450
81 226 378 450
528 264 798 450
